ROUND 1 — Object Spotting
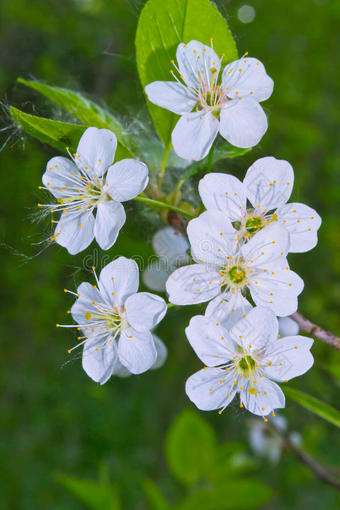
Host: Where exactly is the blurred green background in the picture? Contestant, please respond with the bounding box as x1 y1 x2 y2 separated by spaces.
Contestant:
1 0 340 508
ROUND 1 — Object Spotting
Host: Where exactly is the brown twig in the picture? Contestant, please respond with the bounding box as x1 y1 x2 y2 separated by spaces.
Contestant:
290 312 340 351
284 435 340 491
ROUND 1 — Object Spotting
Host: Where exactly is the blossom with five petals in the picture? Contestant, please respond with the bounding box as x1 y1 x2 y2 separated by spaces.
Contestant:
59 257 167 383
166 211 303 318
185 306 314 417
145 40 273 160
39 127 149 254
199 156 321 253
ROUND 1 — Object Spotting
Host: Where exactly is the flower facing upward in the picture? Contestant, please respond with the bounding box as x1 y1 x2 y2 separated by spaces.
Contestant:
199 157 321 253
166 211 304 318
39 127 149 254
145 40 273 161
58 257 167 383
185 307 314 417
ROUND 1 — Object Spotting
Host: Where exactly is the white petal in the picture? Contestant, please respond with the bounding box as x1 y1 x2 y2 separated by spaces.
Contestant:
71 282 105 329
42 157 80 198
118 328 157 374
151 334 168 370
98 257 139 306
249 268 304 316
243 156 294 211
263 335 314 382
125 292 167 331
94 201 126 250
142 260 170 292
276 202 322 253
187 210 237 265
240 378 285 416
145 81 196 114
54 211 94 254
205 293 252 327
82 341 115 385
278 317 299 337
105 159 149 202
172 111 219 161
152 227 190 266
76 127 117 177
241 223 289 266
186 368 236 411
219 98 267 148
229 306 278 350
166 264 221 305
185 315 236 366
176 40 221 89
222 57 273 102
198 173 246 220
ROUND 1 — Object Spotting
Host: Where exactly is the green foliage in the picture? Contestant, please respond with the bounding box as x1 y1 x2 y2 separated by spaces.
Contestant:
285 387 340 428
165 408 217 487
10 106 86 152
213 142 251 162
57 474 121 510
136 0 238 147
141 479 170 510
17 78 138 158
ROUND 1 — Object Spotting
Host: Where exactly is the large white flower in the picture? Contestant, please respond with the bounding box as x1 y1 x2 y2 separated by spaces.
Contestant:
39 127 149 254
199 156 321 253
145 40 273 160
59 257 167 383
166 211 304 317
185 306 314 417
142 226 190 292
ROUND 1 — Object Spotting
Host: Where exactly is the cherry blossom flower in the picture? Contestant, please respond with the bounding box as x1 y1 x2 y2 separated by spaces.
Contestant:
39 127 149 254
199 156 321 252
145 40 273 160
143 226 190 292
185 307 314 417
166 211 304 317
278 317 299 338
58 257 167 383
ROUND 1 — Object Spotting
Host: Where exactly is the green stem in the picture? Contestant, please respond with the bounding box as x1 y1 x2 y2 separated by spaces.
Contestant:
133 195 195 219
205 145 215 174
158 143 171 190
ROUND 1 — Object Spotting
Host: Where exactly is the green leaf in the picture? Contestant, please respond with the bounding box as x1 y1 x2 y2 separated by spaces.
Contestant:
165 409 216 487
57 474 121 510
213 142 251 162
10 106 86 152
136 0 238 147
141 479 170 510
17 78 138 157
285 386 340 428
178 480 272 510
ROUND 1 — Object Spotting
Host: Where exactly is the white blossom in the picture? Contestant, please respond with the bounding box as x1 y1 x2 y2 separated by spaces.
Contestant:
39 127 149 254
143 226 190 291
278 317 300 338
166 211 304 317
199 156 321 253
145 40 273 160
58 257 167 383
185 307 314 417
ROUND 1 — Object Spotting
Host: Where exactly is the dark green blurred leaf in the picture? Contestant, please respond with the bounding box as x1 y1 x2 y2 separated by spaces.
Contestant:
210 442 256 482
57 474 121 510
141 478 170 510
10 106 86 152
18 78 138 157
285 387 340 428
136 0 238 146
178 480 272 510
165 409 216 487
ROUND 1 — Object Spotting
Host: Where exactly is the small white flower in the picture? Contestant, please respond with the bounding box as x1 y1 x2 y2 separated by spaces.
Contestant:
185 306 314 417
166 211 304 317
143 226 190 291
59 257 167 383
278 317 299 337
39 127 149 254
249 415 287 464
199 156 321 253
145 40 273 160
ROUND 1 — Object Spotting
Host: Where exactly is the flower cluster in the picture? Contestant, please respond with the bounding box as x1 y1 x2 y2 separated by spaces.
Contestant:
35 38 321 420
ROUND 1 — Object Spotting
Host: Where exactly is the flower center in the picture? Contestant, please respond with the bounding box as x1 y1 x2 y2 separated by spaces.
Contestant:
238 355 257 371
228 265 247 284
85 305 128 335
245 216 264 234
